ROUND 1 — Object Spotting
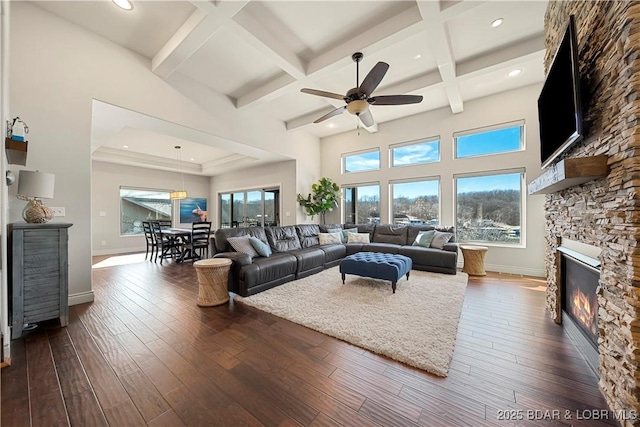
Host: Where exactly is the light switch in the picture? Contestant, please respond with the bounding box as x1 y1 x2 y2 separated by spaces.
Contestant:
50 207 65 217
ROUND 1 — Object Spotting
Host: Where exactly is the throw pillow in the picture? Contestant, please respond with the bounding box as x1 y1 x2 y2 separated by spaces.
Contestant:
413 230 436 248
341 227 358 243
227 236 259 258
249 236 272 257
319 232 342 245
430 231 453 249
347 232 370 244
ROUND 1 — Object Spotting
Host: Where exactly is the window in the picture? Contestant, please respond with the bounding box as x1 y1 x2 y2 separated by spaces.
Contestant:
391 179 439 226
219 188 280 228
343 184 380 224
455 121 523 158
390 138 440 167
120 187 171 235
343 149 380 173
455 170 523 245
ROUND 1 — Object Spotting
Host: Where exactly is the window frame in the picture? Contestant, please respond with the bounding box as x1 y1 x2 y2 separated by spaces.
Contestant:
454 120 525 160
342 182 381 224
389 177 441 226
453 168 526 247
389 136 440 168
342 148 381 174
119 186 173 237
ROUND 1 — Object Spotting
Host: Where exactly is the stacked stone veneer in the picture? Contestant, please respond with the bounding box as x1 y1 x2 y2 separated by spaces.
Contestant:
544 1 640 422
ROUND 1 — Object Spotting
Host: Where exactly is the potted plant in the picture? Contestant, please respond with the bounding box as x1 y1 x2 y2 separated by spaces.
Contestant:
297 177 341 224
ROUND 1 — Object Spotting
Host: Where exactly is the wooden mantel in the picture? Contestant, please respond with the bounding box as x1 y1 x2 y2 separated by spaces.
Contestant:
528 155 609 195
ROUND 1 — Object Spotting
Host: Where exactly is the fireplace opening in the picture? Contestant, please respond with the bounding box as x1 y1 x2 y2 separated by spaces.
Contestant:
559 246 600 376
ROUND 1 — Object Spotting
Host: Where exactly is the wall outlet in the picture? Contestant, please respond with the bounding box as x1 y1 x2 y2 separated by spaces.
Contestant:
99 211 106 217
285 211 291 217
50 207 65 217
101 240 106 246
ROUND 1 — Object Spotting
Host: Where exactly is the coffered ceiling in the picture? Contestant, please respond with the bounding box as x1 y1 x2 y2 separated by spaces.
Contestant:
32 0 548 176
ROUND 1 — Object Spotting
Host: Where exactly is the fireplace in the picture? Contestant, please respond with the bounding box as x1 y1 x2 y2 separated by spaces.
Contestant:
559 246 600 376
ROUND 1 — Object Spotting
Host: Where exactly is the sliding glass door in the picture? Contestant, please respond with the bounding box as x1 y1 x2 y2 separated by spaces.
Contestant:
219 187 280 228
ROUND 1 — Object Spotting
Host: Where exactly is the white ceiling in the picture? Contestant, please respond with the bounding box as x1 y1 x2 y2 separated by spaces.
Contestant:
32 0 548 176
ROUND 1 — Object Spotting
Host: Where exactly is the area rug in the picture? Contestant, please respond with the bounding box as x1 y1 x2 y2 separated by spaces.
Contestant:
235 266 468 377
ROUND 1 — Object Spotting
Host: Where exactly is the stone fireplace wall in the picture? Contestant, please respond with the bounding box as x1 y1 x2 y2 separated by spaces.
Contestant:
544 1 640 420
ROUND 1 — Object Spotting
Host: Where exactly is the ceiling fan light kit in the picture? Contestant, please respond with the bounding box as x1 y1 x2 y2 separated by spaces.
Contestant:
301 52 423 130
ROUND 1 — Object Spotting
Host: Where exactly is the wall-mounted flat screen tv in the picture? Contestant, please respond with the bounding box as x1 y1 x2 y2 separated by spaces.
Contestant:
538 15 583 169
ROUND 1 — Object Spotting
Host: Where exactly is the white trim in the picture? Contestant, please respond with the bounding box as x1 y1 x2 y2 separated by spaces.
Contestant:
69 291 94 306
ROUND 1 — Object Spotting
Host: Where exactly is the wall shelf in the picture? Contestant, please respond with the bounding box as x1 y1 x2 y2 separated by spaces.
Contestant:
528 155 609 195
5 138 28 166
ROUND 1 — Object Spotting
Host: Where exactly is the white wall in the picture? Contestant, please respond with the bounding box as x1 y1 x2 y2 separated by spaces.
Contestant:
210 160 305 227
320 84 547 277
91 161 210 255
8 3 319 305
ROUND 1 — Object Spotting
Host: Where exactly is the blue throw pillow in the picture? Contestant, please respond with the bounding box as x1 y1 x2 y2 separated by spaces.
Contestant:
341 227 358 243
413 230 436 248
249 236 272 257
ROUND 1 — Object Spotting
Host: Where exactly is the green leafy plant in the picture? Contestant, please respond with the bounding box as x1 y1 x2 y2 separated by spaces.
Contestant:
297 177 342 223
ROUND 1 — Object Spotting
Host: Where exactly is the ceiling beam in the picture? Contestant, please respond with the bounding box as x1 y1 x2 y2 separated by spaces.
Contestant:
236 5 426 110
416 1 463 114
152 0 250 78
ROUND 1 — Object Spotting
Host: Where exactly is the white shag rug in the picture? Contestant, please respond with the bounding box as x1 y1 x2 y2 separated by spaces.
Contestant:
235 266 468 377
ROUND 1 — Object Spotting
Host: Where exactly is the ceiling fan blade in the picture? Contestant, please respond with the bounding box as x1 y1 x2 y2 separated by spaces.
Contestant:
301 88 345 101
368 94 423 105
314 106 347 123
358 62 389 96
358 109 375 127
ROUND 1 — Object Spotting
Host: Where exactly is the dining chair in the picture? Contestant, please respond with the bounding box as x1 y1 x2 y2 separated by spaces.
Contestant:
185 221 212 262
142 221 157 261
151 221 180 264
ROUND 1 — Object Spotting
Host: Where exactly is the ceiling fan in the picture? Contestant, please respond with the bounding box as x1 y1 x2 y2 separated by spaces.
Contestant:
301 52 423 128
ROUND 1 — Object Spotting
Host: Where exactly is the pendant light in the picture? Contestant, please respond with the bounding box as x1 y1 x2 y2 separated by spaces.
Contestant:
170 145 187 200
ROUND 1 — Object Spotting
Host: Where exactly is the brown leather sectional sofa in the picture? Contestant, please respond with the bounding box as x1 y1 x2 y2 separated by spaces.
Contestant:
213 223 458 297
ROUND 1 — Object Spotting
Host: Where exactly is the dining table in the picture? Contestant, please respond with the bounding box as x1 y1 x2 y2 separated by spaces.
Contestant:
160 228 214 263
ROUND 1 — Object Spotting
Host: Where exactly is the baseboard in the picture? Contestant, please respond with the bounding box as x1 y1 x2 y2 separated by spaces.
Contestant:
69 291 94 306
457 261 545 278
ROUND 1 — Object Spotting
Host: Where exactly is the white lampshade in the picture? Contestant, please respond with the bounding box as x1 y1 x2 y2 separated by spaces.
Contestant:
17 170 55 199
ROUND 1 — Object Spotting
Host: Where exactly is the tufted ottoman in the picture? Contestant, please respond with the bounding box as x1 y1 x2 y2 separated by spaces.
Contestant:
339 252 412 293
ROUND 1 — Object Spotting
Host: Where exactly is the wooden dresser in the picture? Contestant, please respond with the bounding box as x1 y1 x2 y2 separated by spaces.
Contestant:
8 222 73 339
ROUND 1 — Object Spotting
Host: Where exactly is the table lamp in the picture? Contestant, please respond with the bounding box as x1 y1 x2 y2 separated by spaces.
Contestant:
17 170 55 223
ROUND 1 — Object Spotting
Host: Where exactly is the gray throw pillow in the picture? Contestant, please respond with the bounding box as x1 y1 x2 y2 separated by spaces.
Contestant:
249 237 272 257
430 231 453 249
341 227 358 243
227 236 259 258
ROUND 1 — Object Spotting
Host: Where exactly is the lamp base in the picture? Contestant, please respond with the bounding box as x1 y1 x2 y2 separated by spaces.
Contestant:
22 199 54 223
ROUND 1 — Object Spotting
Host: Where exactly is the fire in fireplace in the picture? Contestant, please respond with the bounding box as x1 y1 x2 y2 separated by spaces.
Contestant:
560 248 600 364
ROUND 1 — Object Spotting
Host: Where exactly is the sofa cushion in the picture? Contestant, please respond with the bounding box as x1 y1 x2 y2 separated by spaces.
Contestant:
295 224 320 248
407 225 456 245
320 223 343 232
266 226 302 252
431 231 454 249
373 224 408 245
241 253 297 288
362 242 400 254
318 243 347 266
288 247 325 277
399 246 457 271
227 236 259 258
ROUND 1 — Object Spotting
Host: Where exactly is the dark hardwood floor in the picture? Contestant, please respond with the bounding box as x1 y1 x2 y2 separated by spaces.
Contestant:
2 253 617 427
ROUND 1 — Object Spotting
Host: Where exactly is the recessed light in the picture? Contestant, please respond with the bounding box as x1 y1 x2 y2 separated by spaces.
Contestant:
491 18 504 28
507 69 522 77
328 123 336 128
123 145 129 148
413 54 422 60
113 0 133 11
190 158 195 162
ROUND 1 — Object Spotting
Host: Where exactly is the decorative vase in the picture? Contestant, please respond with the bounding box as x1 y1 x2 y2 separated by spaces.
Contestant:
22 199 54 223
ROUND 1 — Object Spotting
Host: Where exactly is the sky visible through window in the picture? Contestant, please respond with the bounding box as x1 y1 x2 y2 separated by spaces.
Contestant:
392 180 438 198
457 173 521 193
392 140 439 166
344 150 380 172
456 125 521 158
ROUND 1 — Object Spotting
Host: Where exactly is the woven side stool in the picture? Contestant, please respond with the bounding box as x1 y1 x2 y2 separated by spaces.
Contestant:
194 258 232 306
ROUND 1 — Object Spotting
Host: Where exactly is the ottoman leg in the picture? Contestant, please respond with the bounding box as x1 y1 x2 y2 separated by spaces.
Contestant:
342 273 345 284
406 272 410 280
392 281 396 293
